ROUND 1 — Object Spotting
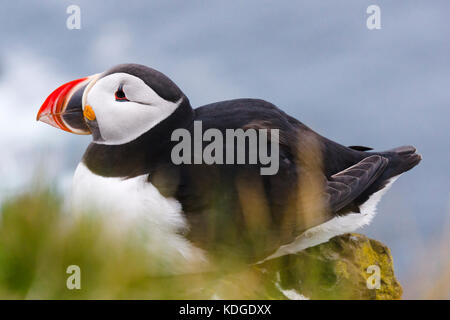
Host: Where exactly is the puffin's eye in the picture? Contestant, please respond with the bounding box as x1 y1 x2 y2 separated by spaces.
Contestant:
115 84 128 101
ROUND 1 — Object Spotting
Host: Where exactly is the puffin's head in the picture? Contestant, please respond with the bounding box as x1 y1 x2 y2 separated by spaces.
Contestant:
37 64 187 145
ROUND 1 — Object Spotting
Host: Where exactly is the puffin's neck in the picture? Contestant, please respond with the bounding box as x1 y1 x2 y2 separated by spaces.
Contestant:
82 99 194 178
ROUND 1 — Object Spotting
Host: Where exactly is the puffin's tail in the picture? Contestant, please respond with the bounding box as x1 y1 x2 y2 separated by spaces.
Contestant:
354 145 422 206
377 145 422 178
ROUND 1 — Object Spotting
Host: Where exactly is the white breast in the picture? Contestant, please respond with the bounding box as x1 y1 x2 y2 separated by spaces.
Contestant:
70 162 208 273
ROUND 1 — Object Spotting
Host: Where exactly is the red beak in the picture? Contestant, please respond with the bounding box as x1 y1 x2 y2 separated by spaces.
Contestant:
37 76 96 134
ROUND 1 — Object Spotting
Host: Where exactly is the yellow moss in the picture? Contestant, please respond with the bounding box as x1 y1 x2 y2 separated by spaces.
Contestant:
260 233 403 300
335 260 350 279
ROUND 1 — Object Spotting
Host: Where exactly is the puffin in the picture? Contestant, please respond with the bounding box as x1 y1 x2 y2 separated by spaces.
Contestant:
36 63 421 268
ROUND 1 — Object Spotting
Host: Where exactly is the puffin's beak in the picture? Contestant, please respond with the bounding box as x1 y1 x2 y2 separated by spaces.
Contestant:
36 74 99 134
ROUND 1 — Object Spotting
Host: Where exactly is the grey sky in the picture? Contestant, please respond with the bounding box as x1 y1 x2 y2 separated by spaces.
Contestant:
0 1 449 298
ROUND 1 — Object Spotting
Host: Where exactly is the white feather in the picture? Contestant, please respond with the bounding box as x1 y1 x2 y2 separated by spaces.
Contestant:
274 272 309 300
263 175 400 261
70 162 208 273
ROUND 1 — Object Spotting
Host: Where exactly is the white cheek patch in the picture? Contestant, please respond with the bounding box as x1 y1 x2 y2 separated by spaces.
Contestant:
85 73 181 145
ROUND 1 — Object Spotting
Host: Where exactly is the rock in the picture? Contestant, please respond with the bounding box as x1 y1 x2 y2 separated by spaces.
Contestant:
256 233 403 300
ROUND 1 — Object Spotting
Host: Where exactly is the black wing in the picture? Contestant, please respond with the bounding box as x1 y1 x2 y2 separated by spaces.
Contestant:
325 155 388 213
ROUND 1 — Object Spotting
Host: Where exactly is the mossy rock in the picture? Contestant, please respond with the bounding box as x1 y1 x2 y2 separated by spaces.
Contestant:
257 233 403 300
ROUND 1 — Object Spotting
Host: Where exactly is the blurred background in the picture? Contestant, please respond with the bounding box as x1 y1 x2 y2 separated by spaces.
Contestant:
0 0 448 299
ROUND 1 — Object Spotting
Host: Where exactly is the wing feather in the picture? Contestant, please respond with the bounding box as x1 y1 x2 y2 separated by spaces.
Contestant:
325 155 388 212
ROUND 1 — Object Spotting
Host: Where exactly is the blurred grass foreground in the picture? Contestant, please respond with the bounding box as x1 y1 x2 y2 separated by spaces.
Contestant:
0 187 279 299
0 185 409 300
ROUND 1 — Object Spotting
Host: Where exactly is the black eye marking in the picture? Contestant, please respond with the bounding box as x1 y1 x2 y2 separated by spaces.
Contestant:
115 84 129 101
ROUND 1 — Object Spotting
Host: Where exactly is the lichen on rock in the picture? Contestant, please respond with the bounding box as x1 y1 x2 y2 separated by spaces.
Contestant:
257 233 403 299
